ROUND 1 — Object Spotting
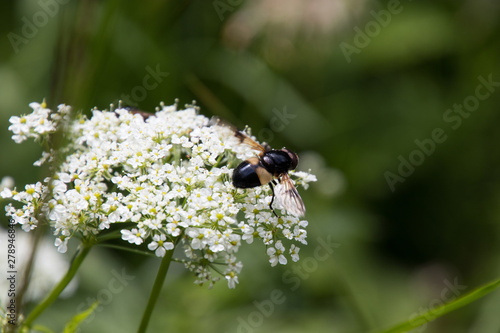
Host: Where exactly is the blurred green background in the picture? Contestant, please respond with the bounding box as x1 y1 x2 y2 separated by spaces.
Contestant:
1 0 500 332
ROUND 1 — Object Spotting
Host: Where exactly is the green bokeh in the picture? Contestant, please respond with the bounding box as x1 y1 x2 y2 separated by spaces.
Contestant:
1 0 500 332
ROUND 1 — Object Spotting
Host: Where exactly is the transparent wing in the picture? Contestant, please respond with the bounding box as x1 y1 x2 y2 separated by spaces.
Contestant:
210 116 267 154
275 173 306 217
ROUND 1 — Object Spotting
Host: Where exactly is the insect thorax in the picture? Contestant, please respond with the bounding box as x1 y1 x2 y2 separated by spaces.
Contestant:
261 150 292 176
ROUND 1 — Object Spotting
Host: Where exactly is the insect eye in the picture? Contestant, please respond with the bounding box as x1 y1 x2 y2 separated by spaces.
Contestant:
283 148 299 170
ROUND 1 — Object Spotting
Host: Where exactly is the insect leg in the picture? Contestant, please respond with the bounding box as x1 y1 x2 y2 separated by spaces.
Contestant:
268 180 279 218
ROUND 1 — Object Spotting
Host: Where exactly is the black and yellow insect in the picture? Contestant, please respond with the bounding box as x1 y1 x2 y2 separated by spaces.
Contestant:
213 118 305 217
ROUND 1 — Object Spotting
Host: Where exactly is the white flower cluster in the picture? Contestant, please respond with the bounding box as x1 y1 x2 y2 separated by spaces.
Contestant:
2 101 316 288
7 101 71 144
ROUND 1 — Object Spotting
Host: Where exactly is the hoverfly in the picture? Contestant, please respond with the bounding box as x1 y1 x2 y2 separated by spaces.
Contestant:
212 118 306 217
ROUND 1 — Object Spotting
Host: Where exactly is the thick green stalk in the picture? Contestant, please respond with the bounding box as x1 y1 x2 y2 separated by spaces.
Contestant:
137 248 175 333
23 244 92 328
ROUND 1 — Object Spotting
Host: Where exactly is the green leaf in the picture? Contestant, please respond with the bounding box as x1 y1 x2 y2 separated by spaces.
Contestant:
375 277 500 333
62 301 99 333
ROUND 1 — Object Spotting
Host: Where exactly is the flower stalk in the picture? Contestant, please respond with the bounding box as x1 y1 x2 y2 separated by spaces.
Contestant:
137 246 175 333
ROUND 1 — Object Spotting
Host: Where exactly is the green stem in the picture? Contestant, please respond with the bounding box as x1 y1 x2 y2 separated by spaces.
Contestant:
23 244 92 328
137 248 175 333
97 243 156 257
375 276 500 333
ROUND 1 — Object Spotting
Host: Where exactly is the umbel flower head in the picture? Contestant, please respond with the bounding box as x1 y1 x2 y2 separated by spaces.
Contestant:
2 101 316 288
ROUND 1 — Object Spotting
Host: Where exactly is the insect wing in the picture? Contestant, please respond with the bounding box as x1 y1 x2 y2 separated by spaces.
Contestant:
210 116 267 154
275 173 306 217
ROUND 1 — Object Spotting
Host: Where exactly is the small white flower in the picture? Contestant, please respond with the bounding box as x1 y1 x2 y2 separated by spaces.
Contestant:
289 244 300 262
121 228 145 245
48 204 67 222
267 241 287 267
293 226 308 245
0 188 13 199
187 228 205 250
258 227 273 245
225 272 239 289
23 183 41 201
238 222 255 244
54 237 69 253
293 171 318 184
148 234 174 257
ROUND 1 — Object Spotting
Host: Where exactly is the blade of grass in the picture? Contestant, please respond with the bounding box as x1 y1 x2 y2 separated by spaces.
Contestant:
63 301 99 333
375 277 500 333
